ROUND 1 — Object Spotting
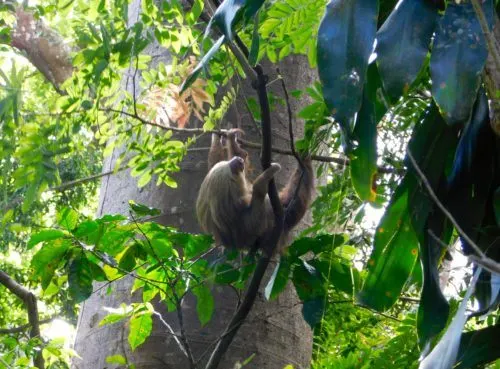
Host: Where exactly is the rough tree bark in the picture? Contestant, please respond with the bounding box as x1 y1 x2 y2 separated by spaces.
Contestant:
72 1 316 369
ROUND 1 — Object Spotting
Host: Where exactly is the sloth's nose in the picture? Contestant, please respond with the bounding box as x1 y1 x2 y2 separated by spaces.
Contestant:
229 156 245 175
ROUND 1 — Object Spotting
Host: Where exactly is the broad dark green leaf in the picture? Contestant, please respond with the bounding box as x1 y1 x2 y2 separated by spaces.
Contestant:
302 298 325 328
494 187 500 225
357 185 419 311
456 322 500 368
27 229 65 250
192 285 214 326
213 263 240 284
128 201 161 217
180 36 225 93
171 232 212 259
446 89 495 256
292 260 325 301
404 103 457 347
404 104 457 347
288 234 347 258
317 0 378 140
118 245 138 272
376 0 438 100
359 103 458 312
89 261 108 282
350 64 387 202
212 0 265 41
31 239 71 289
68 253 94 303
265 256 291 300
129 312 153 351
312 259 359 296
431 0 494 124
248 12 260 66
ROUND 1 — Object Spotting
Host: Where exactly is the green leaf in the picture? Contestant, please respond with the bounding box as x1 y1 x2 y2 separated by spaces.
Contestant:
431 1 494 124
31 239 71 289
213 263 240 284
27 230 66 250
288 234 347 258
292 260 325 301
171 232 212 259
57 207 79 231
376 0 438 100
265 256 291 300
106 355 127 365
192 285 214 326
494 187 500 226
312 259 358 296
118 245 137 272
456 324 500 368
317 0 378 141
350 64 386 202
446 90 495 254
128 312 153 351
302 298 325 328
248 12 260 66
357 182 419 311
99 313 129 326
128 201 161 217
74 220 100 244
68 253 94 303
89 261 108 282
404 105 458 346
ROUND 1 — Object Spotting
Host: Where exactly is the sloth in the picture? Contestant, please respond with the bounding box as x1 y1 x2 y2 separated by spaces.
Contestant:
196 129 314 250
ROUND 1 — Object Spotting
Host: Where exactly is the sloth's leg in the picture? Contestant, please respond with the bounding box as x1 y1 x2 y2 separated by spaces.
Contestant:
251 163 281 203
208 133 227 170
226 129 248 160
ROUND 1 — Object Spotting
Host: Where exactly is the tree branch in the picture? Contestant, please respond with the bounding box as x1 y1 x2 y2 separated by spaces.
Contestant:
204 64 284 369
0 271 44 369
0 317 56 335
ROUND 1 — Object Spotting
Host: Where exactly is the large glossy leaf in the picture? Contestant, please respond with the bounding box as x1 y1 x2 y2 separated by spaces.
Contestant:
376 0 438 100
212 0 265 41
357 181 419 311
446 89 496 255
358 104 457 311
192 285 214 326
27 229 66 250
31 239 71 289
455 323 500 368
68 253 94 303
317 0 378 141
404 104 458 346
128 312 153 351
431 0 494 125
350 64 387 202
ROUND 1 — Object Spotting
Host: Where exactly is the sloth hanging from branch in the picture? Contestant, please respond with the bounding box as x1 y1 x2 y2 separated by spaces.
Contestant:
196 128 314 252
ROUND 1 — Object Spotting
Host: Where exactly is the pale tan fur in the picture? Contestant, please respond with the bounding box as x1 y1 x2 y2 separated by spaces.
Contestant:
196 130 314 250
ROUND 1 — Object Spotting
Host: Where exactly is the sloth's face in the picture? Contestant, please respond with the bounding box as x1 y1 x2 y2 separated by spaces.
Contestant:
228 156 245 175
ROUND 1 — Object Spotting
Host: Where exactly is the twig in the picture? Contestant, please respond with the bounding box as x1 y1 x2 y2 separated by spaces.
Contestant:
406 149 486 260
204 65 284 369
277 68 301 164
0 317 56 335
0 271 44 369
470 0 500 72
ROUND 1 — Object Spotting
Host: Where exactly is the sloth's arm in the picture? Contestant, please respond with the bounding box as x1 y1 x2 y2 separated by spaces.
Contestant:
251 163 281 204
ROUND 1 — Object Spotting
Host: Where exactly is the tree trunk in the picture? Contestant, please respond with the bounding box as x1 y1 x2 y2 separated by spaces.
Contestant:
72 2 316 368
